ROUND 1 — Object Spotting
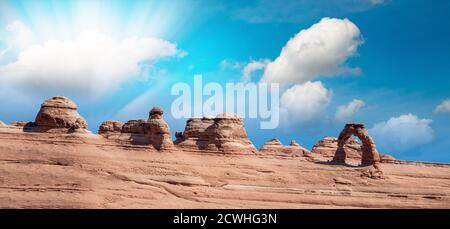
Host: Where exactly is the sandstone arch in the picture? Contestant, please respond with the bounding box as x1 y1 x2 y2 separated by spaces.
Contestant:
332 123 380 166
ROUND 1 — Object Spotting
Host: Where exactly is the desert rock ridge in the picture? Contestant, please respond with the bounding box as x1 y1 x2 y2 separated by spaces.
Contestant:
0 96 449 208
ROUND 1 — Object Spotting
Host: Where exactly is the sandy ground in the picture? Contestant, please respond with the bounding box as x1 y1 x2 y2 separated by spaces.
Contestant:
0 126 449 208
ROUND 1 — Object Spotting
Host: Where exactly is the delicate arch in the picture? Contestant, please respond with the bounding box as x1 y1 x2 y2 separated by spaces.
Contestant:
332 123 380 166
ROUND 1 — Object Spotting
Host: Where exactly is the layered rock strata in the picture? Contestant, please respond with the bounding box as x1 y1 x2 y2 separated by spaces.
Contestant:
332 123 381 166
11 121 30 127
98 121 124 135
312 136 361 158
259 139 310 156
175 113 257 154
144 107 174 150
34 96 88 131
312 135 394 163
99 107 173 151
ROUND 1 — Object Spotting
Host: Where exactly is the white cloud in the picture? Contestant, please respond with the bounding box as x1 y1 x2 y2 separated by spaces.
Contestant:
434 99 450 113
257 18 362 126
335 99 365 122
280 81 331 123
260 17 362 85
370 114 434 153
5 20 34 50
0 22 183 99
241 59 270 82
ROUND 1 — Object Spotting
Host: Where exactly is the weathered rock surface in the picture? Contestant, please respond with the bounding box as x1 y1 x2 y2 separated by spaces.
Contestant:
175 118 214 148
121 120 146 134
260 139 284 152
2 97 449 209
34 96 88 130
334 177 353 185
11 121 30 127
98 121 124 135
0 120 5 126
175 113 257 154
361 163 384 179
100 107 173 150
312 136 361 158
259 139 310 157
0 128 449 208
333 123 380 166
312 135 394 163
380 154 396 162
289 140 312 155
144 107 174 150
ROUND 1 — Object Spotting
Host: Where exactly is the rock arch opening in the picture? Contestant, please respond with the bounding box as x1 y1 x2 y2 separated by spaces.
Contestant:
332 123 380 166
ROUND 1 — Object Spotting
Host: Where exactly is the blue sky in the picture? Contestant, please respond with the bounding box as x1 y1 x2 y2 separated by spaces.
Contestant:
0 0 449 162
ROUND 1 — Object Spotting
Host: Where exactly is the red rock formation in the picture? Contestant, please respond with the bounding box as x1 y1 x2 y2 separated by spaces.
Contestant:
98 121 124 135
11 121 30 127
121 120 146 134
380 154 396 162
34 96 88 130
175 113 257 154
0 120 5 126
144 107 174 150
176 117 215 150
99 107 173 151
361 163 384 179
259 139 310 157
3 98 450 208
312 135 394 163
312 136 362 158
260 138 284 153
289 140 312 155
211 113 257 153
332 123 381 166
